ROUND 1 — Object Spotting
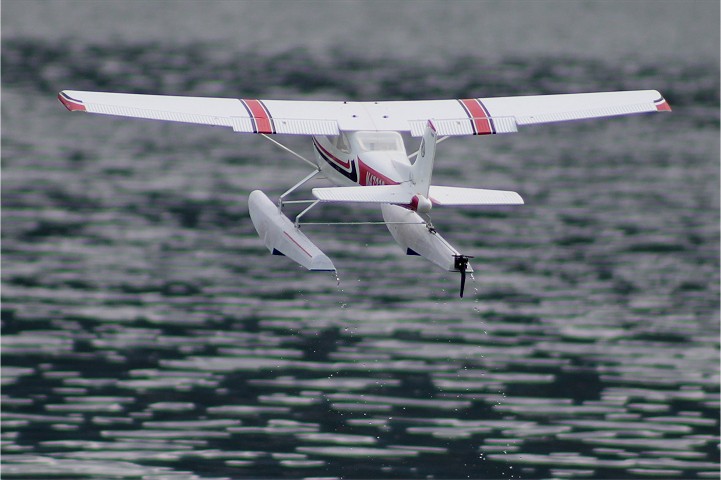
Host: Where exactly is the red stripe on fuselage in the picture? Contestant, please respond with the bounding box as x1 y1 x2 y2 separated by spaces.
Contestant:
313 138 353 170
460 99 493 135
358 158 399 186
242 99 274 134
313 138 400 186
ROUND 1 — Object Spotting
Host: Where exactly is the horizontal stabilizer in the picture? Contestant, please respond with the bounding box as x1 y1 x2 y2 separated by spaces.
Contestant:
429 186 524 206
313 185 523 207
313 185 413 204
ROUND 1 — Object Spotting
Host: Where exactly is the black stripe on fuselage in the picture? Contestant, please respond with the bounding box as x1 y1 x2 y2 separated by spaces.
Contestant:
313 139 358 183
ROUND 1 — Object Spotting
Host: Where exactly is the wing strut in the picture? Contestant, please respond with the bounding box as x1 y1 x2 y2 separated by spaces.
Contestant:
261 134 318 169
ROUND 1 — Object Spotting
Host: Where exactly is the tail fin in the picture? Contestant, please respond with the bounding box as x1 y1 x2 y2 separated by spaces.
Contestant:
410 120 437 197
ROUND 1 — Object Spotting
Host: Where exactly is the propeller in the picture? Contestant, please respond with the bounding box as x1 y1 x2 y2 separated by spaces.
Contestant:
453 255 473 298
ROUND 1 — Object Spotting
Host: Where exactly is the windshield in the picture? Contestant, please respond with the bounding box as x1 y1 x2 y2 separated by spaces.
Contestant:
355 131 404 152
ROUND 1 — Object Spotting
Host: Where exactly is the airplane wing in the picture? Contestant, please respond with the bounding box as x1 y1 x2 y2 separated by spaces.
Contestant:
59 89 670 137
58 90 341 135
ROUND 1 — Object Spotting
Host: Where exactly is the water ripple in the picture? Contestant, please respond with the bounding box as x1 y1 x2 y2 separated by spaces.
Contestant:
2 18 719 480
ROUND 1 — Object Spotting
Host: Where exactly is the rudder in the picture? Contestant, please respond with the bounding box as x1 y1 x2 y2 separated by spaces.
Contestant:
409 120 437 197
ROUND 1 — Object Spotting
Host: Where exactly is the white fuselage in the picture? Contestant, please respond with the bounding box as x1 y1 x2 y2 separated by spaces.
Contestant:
310 130 467 277
312 131 412 188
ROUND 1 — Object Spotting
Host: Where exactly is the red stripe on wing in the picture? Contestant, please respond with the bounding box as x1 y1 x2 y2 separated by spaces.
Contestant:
655 98 672 112
58 92 86 112
459 99 493 135
241 99 275 134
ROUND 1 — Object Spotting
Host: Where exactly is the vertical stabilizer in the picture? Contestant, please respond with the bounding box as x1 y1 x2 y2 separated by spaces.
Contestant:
410 120 437 197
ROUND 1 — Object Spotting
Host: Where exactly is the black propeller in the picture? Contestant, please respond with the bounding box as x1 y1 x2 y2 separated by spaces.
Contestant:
453 255 473 298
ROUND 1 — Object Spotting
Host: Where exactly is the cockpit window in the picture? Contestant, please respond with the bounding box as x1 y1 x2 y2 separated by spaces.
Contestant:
355 131 404 152
334 133 351 153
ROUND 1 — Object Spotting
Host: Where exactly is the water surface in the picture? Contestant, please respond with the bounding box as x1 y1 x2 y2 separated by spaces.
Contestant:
2 1 719 478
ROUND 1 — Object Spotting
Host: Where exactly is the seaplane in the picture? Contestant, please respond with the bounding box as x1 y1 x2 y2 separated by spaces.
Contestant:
58 89 671 296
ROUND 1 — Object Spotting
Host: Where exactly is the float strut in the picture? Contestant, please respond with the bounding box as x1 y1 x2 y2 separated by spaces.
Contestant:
279 169 321 213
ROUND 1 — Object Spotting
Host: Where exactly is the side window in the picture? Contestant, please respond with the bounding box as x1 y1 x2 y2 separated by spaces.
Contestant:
323 135 351 154
334 133 350 153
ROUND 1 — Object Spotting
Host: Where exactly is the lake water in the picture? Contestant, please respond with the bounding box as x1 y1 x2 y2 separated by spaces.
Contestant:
2 1 719 478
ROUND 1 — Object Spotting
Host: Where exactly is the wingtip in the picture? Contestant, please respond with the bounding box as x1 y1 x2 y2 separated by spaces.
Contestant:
58 91 86 112
656 101 672 112
654 95 672 112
